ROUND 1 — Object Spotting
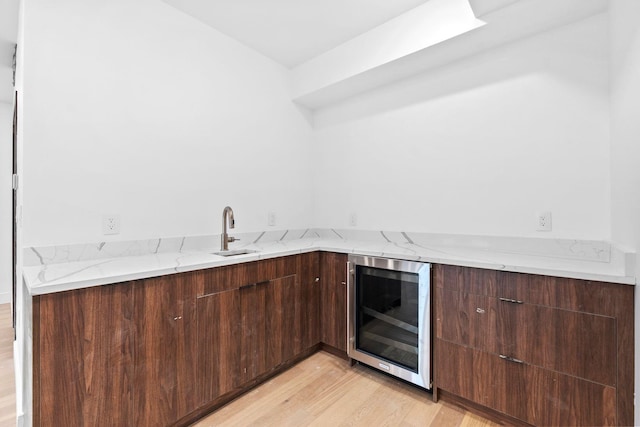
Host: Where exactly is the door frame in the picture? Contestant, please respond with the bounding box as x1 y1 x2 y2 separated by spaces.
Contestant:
12 90 17 332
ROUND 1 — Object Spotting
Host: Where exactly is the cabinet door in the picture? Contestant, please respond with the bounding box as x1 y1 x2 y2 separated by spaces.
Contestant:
133 273 199 426
320 252 348 352
297 252 321 352
196 289 240 406
239 282 266 384
239 276 297 384
266 275 297 367
35 283 134 427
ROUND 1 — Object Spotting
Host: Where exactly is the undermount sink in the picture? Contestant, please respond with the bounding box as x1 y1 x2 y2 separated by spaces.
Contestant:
213 249 258 257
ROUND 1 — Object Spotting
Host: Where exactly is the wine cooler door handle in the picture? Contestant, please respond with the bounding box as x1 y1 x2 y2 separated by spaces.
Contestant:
346 261 352 354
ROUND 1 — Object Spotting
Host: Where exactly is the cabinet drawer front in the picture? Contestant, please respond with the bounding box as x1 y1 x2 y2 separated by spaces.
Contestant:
515 304 616 386
438 289 617 386
527 274 632 317
435 340 617 426
436 289 492 350
202 256 301 296
435 264 633 317
202 262 258 295
435 264 527 302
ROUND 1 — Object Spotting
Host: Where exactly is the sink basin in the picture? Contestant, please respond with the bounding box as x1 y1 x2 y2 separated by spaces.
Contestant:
213 249 258 257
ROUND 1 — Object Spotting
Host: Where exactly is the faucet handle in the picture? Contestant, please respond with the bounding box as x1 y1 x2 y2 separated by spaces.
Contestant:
228 236 240 243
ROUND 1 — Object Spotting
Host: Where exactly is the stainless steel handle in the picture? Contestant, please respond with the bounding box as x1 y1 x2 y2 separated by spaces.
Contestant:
341 281 346 285
315 277 320 282
346 261 351 353
499 297 524 304
499 354 524 364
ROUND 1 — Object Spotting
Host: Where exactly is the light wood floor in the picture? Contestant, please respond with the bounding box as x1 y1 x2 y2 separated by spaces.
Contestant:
193 351 498 427
0 304 16 427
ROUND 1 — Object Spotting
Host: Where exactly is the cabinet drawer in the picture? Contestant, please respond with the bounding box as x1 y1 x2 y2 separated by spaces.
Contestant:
507 302 616 386
435 340 617 426
437 289 617 386
434 264 632 317
201 255 300 296
435 264 526 302
202 262 258 295
436 289 491 350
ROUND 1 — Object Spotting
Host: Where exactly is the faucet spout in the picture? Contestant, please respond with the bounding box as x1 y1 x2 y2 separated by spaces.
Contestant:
221 206 236 251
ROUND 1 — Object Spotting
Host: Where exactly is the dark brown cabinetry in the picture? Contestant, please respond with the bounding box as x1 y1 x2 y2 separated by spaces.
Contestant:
239 275 296 382
320 252 348 352
196 255 307 398
34 271 203 427
296 252 321 353
133 272 200 426
238 256 298 382
34 282 135 426
434 264 633 426
196 288 240 405
38 252 633 427
33 254 324 427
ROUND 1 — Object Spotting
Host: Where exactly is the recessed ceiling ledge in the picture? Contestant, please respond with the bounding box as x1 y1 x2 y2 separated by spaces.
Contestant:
291 0 484 108
292 0 607 110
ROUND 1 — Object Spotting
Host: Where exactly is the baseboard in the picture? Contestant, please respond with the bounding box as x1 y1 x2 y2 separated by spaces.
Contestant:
14 340 23 427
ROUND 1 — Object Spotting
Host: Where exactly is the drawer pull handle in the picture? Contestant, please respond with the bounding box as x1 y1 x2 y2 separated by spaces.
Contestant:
499 354 524 364
499 297 524 304
476 308 485 314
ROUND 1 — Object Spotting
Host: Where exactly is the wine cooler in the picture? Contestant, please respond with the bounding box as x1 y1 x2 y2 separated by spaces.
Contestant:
347 255 431 389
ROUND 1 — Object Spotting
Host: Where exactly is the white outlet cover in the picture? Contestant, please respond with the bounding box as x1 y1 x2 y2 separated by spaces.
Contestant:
349 213 358 227
102 215 121 235
268 212 276 227
536 211 552 232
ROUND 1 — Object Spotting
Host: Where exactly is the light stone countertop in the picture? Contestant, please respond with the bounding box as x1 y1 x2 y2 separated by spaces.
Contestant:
22 229 636 295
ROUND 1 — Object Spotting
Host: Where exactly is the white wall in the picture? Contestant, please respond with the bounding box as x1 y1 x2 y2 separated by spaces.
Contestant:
0 102 11 304
609 1 640 425
21 0 315 247
610 1 640 252
312 13 611 239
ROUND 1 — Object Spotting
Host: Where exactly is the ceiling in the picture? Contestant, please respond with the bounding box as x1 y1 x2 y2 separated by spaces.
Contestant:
162 0 431 69
0 0 18 104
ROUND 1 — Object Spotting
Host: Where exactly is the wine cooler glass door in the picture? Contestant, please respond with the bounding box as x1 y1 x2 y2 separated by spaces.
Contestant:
355 265 420 372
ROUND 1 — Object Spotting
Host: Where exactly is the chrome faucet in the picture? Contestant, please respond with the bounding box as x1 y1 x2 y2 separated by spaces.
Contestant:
221 206 238 251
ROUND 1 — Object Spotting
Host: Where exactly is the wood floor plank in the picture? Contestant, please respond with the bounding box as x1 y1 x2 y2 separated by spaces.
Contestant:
195 351 497 427
0 304 16 427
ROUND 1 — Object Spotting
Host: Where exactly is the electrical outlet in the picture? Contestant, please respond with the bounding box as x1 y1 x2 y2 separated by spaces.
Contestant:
102 215 121 235
349 213 357 227
268 211 276 227
536 211 552 231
